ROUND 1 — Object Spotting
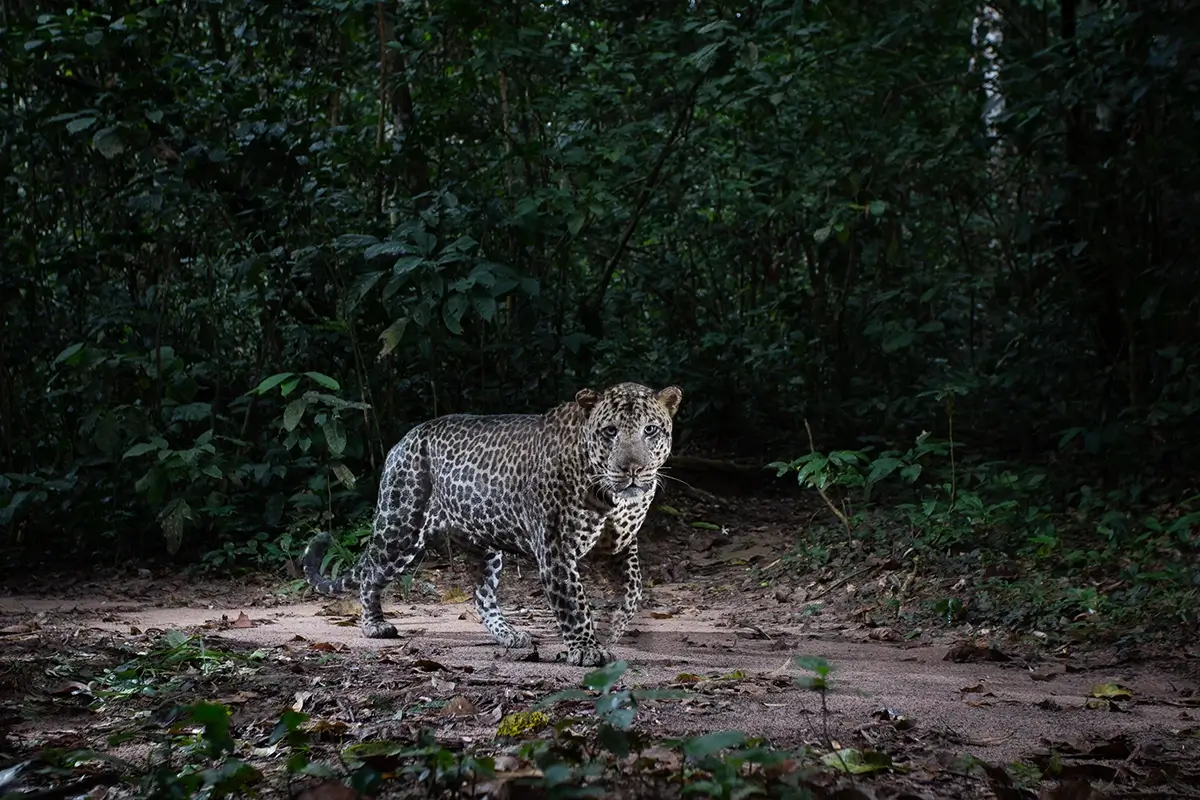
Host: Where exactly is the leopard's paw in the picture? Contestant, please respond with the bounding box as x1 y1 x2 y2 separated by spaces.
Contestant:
362 620 399 639
556 644 611 667
501 629 533 649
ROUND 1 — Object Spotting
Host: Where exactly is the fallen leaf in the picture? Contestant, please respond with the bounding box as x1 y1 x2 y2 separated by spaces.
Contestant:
293 691 313 712
977 760 1023 800
440 695 477 717
45 681 91 697
0 624 34 636
1089 683 1132 700
649 611 674 619
496 711 549 738
342 740 407 771
317 597 361 617
305 719 350 738
413 659 447 672
871 707 916 731
1083 697 1128 713
232 611 252 629
820 747 891 774
1037 779 1110 800
215 690 258 705
441 588 469 604
945 643 1010 663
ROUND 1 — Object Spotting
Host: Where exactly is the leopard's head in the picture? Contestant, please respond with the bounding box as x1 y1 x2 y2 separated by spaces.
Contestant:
575 382 682 501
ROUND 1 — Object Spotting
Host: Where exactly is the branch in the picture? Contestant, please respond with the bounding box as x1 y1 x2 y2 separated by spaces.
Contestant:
586 80 702 313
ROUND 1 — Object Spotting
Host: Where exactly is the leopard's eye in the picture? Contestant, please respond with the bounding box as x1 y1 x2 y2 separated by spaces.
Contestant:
601 425 619 438
644 424 661 437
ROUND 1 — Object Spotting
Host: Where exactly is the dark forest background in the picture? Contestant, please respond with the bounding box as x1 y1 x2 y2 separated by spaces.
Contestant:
2 0 1198 603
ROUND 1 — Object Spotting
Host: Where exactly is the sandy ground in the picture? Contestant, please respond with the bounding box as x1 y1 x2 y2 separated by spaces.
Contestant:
2 568 1199 798
2 490 1198 797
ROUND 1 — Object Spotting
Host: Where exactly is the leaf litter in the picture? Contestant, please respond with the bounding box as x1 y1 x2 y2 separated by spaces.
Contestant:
1 495 1197 797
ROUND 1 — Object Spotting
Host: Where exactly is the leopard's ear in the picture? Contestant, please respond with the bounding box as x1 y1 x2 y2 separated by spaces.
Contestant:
575 388 601 413
656 385 683 418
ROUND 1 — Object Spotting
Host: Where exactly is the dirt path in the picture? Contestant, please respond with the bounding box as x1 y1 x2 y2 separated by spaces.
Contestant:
2 493 1198 796
3 565 1198 798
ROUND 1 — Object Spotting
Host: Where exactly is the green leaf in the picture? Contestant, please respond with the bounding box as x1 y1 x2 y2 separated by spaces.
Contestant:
794 655 831 677
581 661 628 693
868 199 887 216
442 293 467 335
567 213 586 236
67 116 98 134
279 377 301 397
412 228 437 255
683 730 747 760
123 442 161 459
377 317 408 360
53 342 85 365
821 747 891 774
472 293 497 322
283 399 307 432
364 241 411 260
252 372 294 395
392 255 424 278
189 701 235 757
333 234 379 250
534 689 593 710
92 127 125 159
322 419 346 457
813 225 832 243
304 372 341 391
330 463 355 489
867 456 901 484
346 271 384 310
597 725 631 756
201 464 223 480
445 234 478 252
24 40 45 51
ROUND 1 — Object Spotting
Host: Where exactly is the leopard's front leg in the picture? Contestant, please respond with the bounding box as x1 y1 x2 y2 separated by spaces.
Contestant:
537 541 609 667
605 540 643 648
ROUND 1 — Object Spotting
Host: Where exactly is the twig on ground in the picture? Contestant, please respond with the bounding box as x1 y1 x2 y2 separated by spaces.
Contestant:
805 564 878 601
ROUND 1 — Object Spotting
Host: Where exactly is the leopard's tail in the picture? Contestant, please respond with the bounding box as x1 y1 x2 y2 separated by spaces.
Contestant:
302 532 359 594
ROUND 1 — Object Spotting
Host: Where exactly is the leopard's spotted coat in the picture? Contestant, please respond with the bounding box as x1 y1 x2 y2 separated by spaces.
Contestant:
302 382 682 666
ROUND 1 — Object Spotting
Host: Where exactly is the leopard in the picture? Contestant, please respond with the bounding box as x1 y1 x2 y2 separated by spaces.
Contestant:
302 381 682 667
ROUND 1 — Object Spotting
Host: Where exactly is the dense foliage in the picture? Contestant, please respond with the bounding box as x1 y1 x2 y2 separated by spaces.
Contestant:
2 1 1197 568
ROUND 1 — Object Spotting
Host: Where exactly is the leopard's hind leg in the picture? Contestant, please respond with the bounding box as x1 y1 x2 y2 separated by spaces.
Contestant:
359 451 432 639
474 548 532 649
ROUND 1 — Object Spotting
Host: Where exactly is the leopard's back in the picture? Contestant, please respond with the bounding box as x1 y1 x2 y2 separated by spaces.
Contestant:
383 410 583 551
